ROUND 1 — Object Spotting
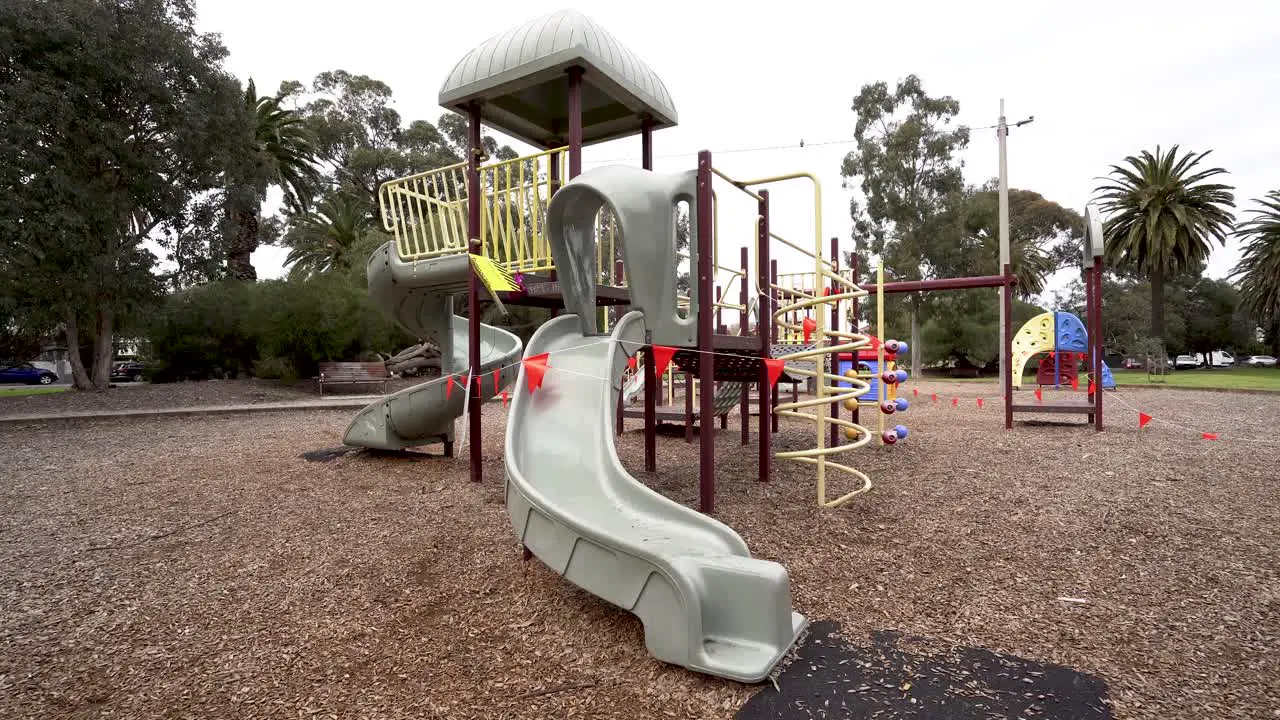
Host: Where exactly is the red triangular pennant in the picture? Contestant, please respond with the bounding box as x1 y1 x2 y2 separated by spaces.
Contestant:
1138 412 1152 429
652 345 677 378
445 375 455 401
977 397 984 409
913 388 919 397
501 390 509 408
1088 381 1096 394
802 317 817 342
523 353 549 394
1071 376 1079 391
493 369 501 393
1034 388 1043 403
763 358 785 387
627 356 637 371
951 397 958 407
930 393 938 403
1202 432 1218 441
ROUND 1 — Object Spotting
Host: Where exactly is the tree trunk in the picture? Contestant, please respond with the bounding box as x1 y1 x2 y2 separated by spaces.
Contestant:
91 308 114 389
909 306 921 378
64 310 93 390
1270 315 1280 358
1150 265 1165 353
227 206 259 281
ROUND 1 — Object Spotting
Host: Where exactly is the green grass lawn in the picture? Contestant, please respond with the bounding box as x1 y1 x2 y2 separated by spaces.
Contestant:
1109 367 1280 391
0 386 69 397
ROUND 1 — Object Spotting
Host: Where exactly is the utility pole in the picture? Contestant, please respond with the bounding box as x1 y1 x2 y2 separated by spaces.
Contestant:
997 100 1010 389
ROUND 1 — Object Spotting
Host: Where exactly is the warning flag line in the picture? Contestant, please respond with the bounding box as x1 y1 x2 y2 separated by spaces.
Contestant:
426 337 1274 445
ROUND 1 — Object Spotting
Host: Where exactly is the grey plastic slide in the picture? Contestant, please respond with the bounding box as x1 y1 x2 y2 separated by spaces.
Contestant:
503 163 806 683
344 244 522 450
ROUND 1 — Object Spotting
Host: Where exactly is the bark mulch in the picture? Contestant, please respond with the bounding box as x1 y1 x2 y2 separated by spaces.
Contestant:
0 383 1276 719
0 377 424 417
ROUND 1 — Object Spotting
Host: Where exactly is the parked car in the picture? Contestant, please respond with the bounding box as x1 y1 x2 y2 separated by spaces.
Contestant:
1173 355 1200 370
110 361 146 382
1205 351 1235 368
1243 355 1277 367
1122 358 1142 369
0 362 59 385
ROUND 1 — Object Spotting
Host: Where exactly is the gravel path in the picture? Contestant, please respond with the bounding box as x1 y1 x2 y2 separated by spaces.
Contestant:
1 383 1276 718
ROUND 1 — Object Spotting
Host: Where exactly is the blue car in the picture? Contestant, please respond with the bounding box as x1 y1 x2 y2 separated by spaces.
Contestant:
0 362 59 385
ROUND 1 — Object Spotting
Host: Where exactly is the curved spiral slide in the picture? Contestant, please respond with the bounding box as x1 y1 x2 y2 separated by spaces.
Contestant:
343 244 523 451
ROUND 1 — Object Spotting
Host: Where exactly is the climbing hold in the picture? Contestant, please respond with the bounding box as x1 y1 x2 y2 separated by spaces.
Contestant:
896 341 909 355
894 424 909 439
845 427 860 440
880 370 898 385
881 429 899 445
894 398 909 412
843 398 858 411
884 339 902 354
894 369 909 384
880 401 896 415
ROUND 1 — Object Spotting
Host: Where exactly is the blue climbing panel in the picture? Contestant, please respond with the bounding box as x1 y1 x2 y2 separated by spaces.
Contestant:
1054 311 1088 353
837 358 882 401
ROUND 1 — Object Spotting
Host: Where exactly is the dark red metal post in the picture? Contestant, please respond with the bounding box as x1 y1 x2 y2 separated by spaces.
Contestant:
641 117 653 170
567 68 583 179
739 246 750 446
1003 263 1014 429
466 103 484 483
644 349 657 470
684 371 694 443
1093 255 1104 431
769 258 779 433
850 254 860 429
640 116 656 470
757 191 772 483
696 150 716 513
829 236 840 448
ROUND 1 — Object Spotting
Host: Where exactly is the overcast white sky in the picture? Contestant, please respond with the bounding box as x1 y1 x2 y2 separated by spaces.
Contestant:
195 0 1280 299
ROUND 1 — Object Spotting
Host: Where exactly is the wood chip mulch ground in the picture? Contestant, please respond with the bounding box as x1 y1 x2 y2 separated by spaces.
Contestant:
0 381 1277 719
0 377 425 417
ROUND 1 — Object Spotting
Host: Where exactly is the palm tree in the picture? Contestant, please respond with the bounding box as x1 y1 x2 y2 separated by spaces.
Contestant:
283 192 372 279
1231 190 1280 356
226 79 322 281
1094 145 1235 351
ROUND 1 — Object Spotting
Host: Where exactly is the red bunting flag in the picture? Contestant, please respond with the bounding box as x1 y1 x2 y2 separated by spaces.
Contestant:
1138 412 1152 429
493 369 501 393
445 375 455 401
1071 376 1079 391
913 388 919 397
501 390 509 407
763 358 786 387
1088 381 1096 395
930 393 938 403
977 397 984 409
802 317 817 342
1202 432 1219 441
1034 387 1043 403
651 345 677 377
951 397 958 407
522 352 550 394
627 356 637 371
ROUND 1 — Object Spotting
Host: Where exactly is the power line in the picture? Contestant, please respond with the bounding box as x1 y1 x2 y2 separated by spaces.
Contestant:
582 123 1000 166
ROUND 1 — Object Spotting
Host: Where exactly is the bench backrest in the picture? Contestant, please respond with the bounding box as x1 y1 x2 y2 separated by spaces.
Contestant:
319 362 390 380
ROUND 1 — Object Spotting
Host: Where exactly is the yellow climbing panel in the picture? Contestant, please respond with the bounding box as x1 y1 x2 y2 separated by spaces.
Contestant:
1011 312 1056 389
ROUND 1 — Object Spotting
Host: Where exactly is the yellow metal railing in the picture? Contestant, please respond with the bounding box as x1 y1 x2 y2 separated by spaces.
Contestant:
377 148 622 286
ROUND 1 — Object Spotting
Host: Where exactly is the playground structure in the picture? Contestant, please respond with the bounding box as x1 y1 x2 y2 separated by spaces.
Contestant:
338 7 1109 684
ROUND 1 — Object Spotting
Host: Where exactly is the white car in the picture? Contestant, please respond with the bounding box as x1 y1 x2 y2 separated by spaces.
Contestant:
1244 355 1277 367
1173 355 1200 370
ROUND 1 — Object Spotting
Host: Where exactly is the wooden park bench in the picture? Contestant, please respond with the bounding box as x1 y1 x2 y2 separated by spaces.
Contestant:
317 361 391 396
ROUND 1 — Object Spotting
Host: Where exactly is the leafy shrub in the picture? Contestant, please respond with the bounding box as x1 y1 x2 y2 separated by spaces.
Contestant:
146 272 413 382
252 356 296 382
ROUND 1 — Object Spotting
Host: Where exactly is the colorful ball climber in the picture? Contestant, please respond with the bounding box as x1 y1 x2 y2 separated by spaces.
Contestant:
881 429 899 445
894 398 909 412
880 400 896 414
